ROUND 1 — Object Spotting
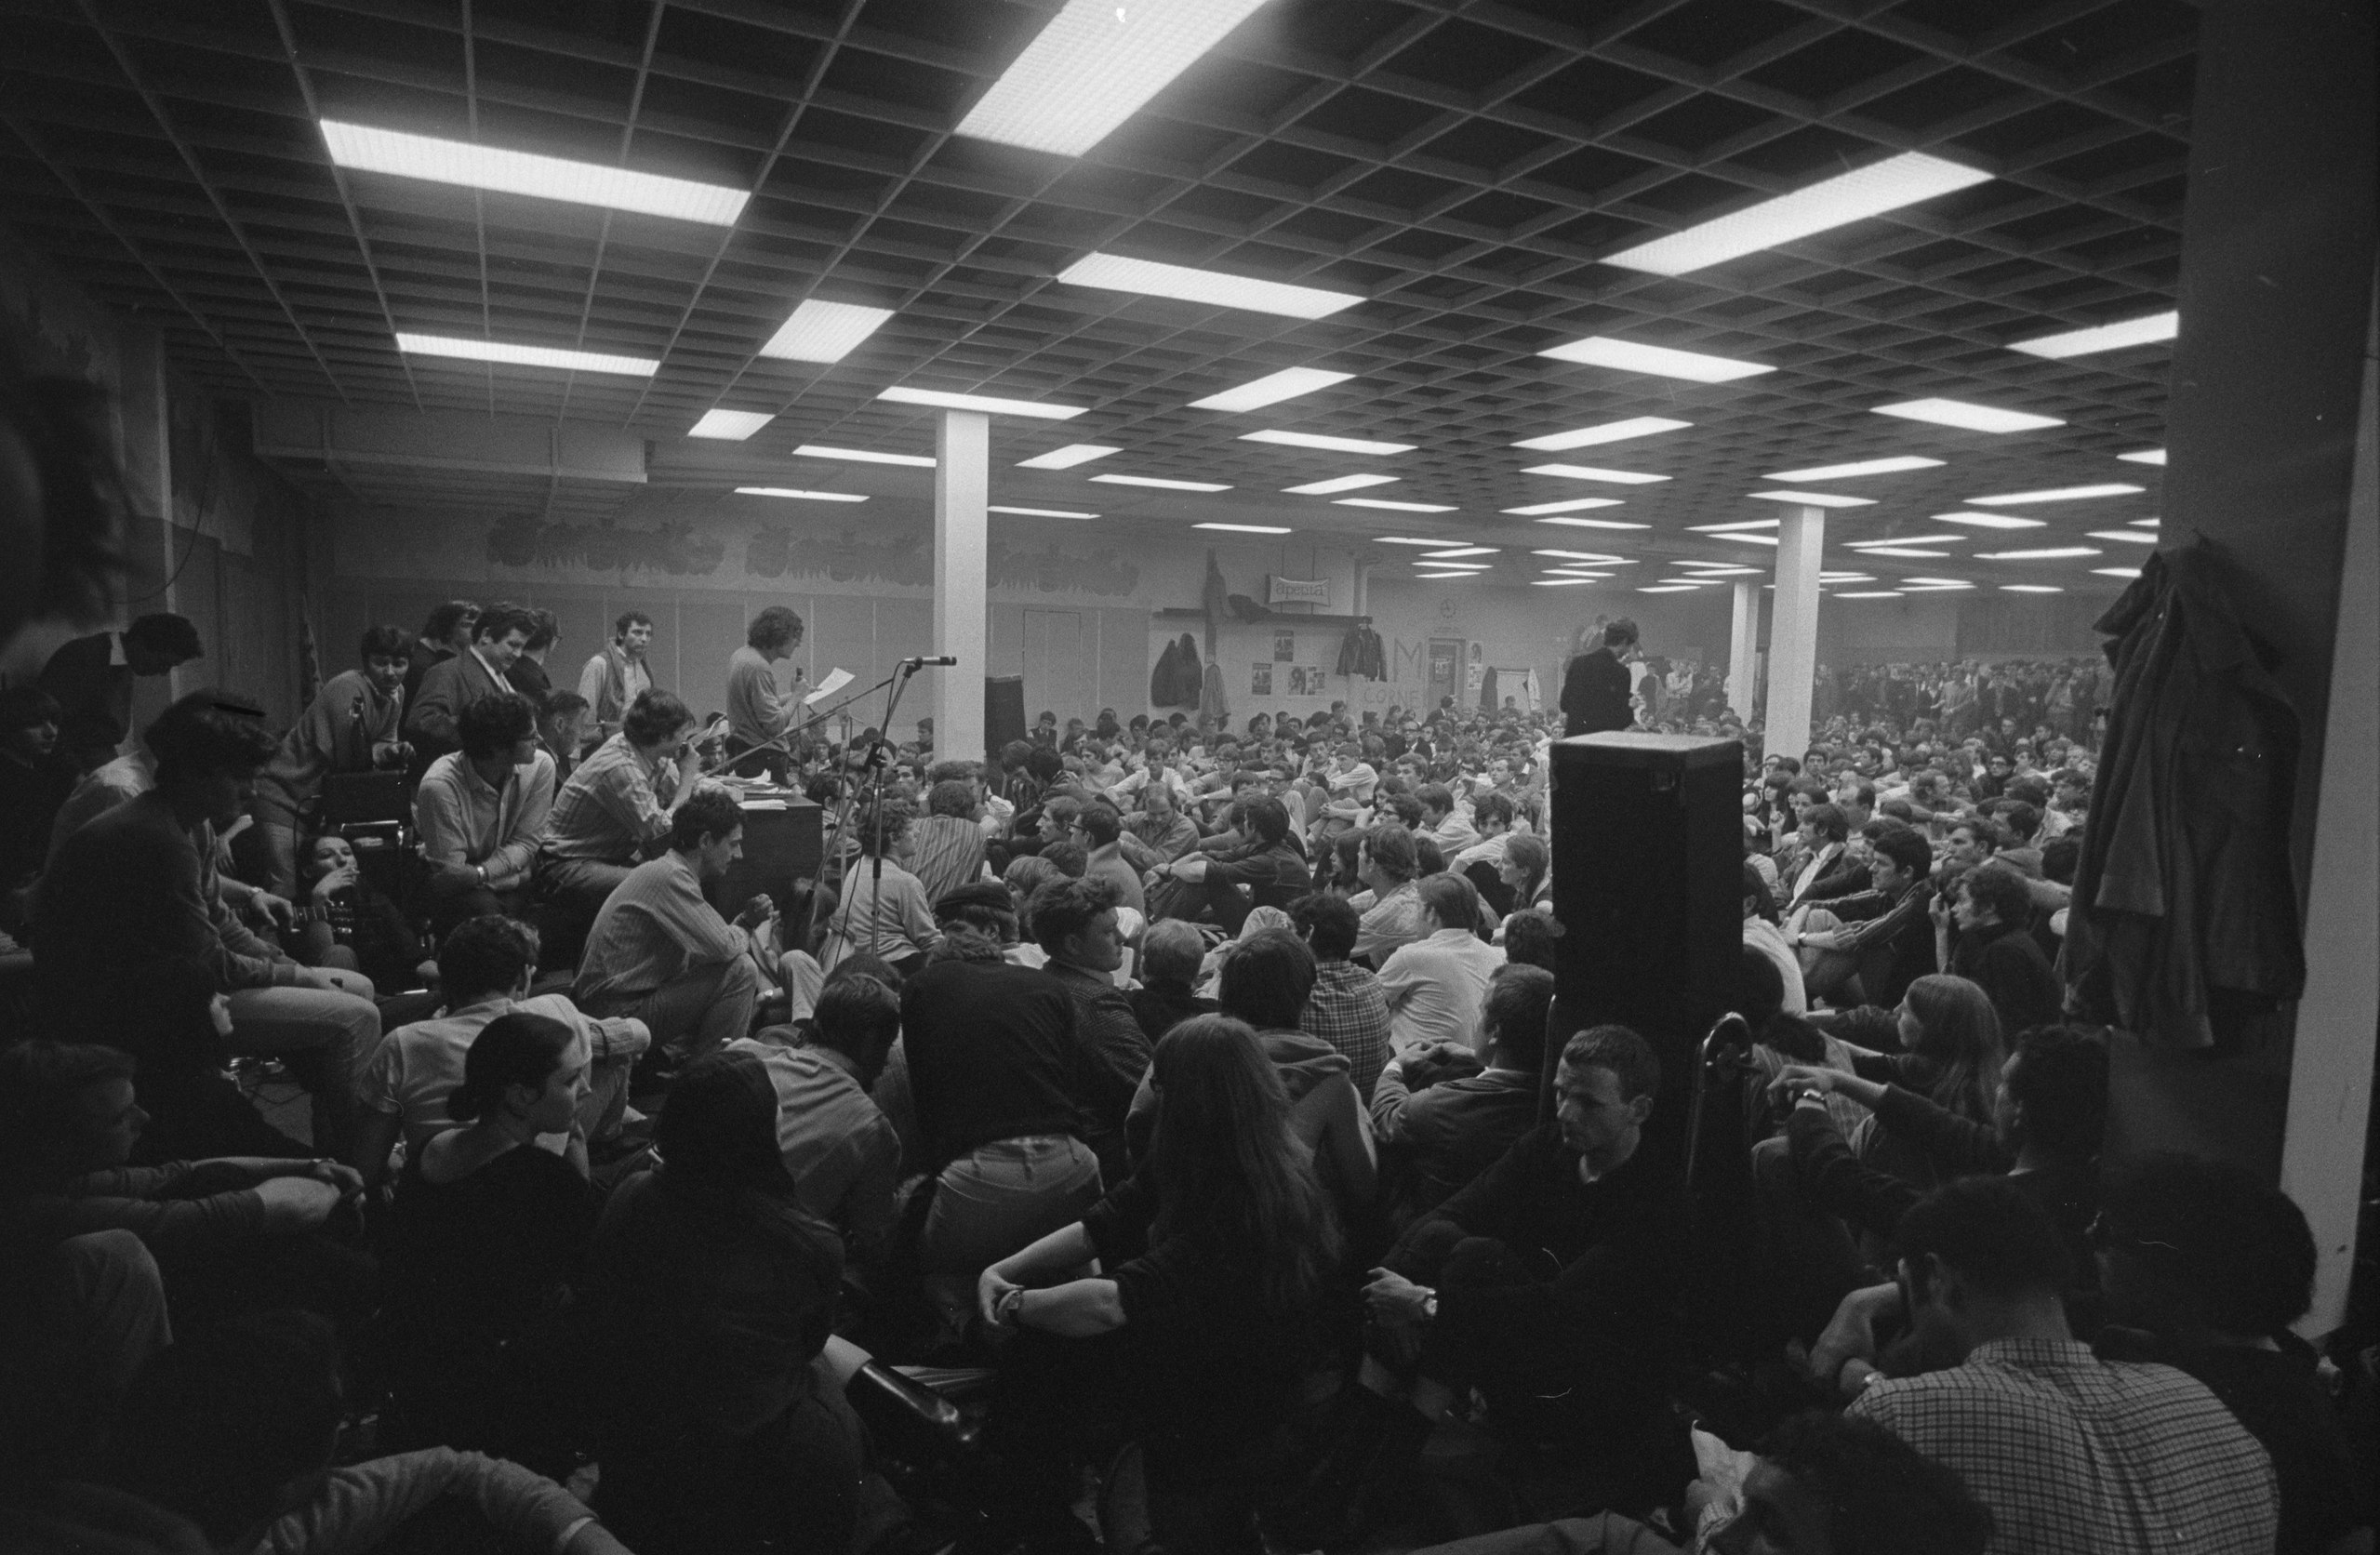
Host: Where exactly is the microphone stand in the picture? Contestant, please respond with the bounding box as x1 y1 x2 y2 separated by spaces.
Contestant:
863 661 922 962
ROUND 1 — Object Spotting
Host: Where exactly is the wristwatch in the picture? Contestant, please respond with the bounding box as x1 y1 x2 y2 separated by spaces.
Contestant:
1796 1088 1829 1108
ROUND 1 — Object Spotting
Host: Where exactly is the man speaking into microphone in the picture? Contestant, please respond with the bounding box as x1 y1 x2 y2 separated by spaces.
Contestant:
724 605 805 781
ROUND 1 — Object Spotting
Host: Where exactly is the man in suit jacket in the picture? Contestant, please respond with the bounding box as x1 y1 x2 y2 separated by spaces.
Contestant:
1559 618 1639 738
406 602 536 762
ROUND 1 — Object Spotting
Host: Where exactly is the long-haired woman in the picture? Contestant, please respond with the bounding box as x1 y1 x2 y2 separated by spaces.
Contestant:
1840 973 2005 1192
974 1017 1347 1552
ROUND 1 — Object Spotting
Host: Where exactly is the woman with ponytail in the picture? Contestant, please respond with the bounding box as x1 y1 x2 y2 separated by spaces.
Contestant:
382 1011 600 1471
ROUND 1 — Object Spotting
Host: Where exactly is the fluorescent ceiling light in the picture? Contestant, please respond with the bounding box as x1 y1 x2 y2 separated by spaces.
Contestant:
1834 591 1906 599
1539 336 1775 382
1535 550 1624 563
1967 484 2144 505
1416 563 1490 570
688 409 772 440
1872 398 2063 433
1418 572 1482 579
953 0 1269 156
1603 153 1992 276
1534 578 1604 586
990 505 1098 519
1543 566 1613 576
2088 529 2159 545
879 385 1085 420
1976 547 2101 560
2001 584 2064 593
1504 498 1627 515
1535 516 1651 530
1017 444 1119 470
1677 565 1761 576
2118 448 2167 466
1057 252 1361 319
794 444 934 467
1095 474 1231 491
1639 585 1702 593
1692 518 1781 532
2010 311 2179 358
1854 546 1948 558
1846 534 1965 548
1512 417 1692 452
2130 517 2161 527
394 333 657 376
1935 511 2048 530
1819 572 1874 582
1749 490 1878 508
1194 522 1289 534
759 299 895 363
1716 532 1781 546
1522 464 1670 485
1240 429 1415 455
1285 474 1398 495
1765 455 1944 481
1190 367 1353 412
1337 498 1456 512
735 486 867 502
2094 567 2144 578
1375 537 1456 547
320 120 747 224
1422 547 1497 558
1902 581 1974 591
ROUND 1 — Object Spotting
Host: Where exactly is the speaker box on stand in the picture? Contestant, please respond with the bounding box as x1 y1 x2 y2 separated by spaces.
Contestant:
1545 733 1744 1165
984 675 1028 761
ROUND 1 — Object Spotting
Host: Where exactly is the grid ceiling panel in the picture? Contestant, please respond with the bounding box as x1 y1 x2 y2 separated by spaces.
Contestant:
0 0 2190 580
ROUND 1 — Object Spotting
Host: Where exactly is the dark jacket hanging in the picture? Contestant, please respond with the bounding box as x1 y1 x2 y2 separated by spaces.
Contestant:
1150 638 1183 707
2063 536 2305 1050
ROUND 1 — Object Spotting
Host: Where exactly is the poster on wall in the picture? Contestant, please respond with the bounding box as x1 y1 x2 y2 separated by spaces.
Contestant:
1251 662 1272 696
1273 630 1295 662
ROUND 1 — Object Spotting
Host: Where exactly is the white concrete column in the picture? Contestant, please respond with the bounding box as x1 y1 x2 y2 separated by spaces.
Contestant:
931 409 989 761
1727 578 1760 719
1761 506 1826 762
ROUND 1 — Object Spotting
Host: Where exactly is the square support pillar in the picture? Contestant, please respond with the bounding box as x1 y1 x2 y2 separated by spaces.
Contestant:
931 409 989 762
1761 507 1825 763
1727 578 1761 720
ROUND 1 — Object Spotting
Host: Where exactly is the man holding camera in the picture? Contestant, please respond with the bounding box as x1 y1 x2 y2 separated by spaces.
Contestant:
247 626 414 897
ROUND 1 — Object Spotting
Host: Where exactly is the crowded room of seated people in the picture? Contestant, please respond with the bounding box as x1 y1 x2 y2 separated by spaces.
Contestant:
2 6 2375 1554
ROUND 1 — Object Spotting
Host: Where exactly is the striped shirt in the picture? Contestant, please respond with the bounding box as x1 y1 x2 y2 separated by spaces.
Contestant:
1850 1337 2277 1555
539 734 673 866
575 851 750 1005
903 813 987 907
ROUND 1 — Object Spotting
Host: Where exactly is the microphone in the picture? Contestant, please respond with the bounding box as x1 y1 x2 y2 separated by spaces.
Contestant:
901 656 960 667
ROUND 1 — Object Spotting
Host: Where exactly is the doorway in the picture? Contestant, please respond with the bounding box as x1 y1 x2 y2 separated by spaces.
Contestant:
1426 638 1464 712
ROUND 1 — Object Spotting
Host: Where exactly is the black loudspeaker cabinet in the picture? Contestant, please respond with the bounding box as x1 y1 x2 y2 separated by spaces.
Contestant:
707 798 825 920
984 675 1028 759
1547 733 1744 1159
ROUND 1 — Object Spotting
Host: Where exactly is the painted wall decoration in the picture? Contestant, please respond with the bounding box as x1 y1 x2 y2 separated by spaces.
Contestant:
488 512 728 576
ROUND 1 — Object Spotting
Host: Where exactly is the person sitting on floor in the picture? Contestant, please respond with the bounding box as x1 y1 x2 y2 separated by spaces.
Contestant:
1350 823 1428 966
575 784 780 1068
815 796 942 977
1375 872 1507 1057
973 1017 1348 1555
1296 1025 1688 1543
726 972 905 1281
350 915 649 1190
1291 891 1394 1102
1149 793 1312 935
247 624 413 898
1931 861 2062 1037
1126 918 1217 1043
1370 963 1553 1229
2091 1152 2375 1555
583 1049 863 1555
286 831 431 1003
381 1010 603 1472
1845 1176 2278 1555
0 1041 372 1332
537 688 705 926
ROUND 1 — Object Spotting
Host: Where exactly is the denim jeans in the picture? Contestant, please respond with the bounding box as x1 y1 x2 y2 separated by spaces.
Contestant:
919 1134 1101 1328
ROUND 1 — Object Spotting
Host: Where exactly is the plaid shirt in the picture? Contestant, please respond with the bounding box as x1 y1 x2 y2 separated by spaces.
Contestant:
1302 958 1391 1100
1850 1338 2277 1555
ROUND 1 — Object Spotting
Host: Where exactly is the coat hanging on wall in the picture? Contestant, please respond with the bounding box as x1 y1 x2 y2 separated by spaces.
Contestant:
1150 636 1185 707
1336 624 1386 681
